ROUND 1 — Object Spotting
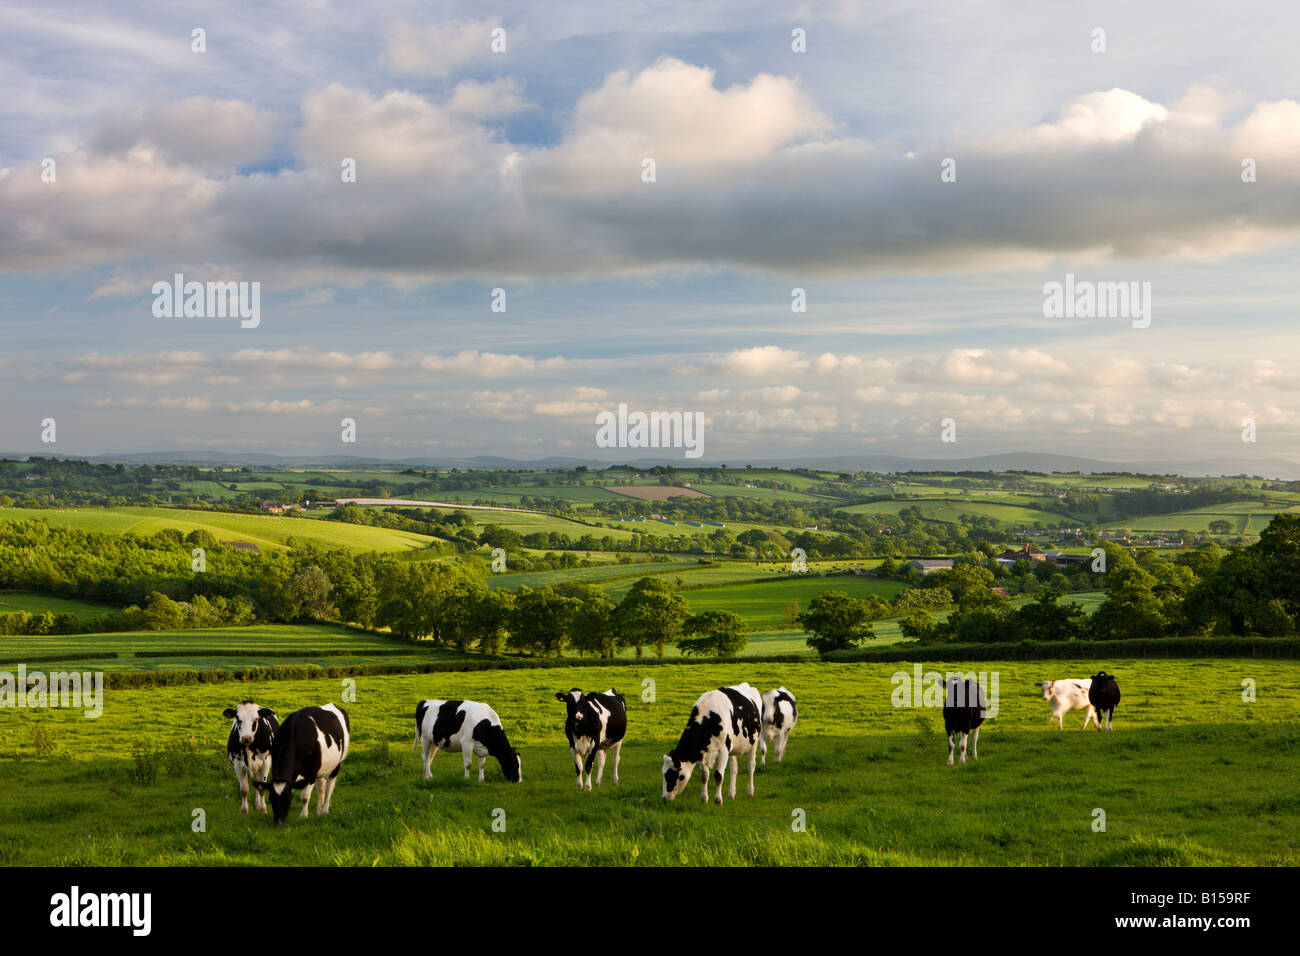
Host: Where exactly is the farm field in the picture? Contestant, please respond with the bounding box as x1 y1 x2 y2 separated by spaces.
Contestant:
0 591 120 620
0 507 437 553
1 659 1295 866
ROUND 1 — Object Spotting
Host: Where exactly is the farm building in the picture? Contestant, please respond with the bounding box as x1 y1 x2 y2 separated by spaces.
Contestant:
906 559 953 574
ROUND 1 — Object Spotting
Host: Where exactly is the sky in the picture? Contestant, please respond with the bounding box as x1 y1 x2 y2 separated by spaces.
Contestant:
2 0 1299 467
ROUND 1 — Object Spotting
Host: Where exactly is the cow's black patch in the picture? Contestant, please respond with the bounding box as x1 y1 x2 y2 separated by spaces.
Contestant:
261 705 349 822
770 690 797 728
942 678 986 734
719 686 761 745
669 705 724 765
471 717 521 782
430 700 467 749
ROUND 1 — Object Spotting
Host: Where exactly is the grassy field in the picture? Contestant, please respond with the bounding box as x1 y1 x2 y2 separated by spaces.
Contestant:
0 507 437 553
0 591 121 620
0 658 1295 866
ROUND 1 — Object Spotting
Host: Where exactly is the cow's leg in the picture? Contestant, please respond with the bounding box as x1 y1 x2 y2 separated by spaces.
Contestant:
462 742 474 779
946 731 956 765
322 776 338 813
746 747 757 796
478 752 488 782
714 758 725 805
300 782 314 818
595 748 607 787
728 754 739 800
254 762 270 813
1083 707 1096 730
582 747 596 791
610 739 622 786
572 748 584 790
971 725 980 761
760 732 768 766
959 731 969 764
421 738 436 780
701 763 711 803
236 764 250 814
316 777 328 814
776 729 790 763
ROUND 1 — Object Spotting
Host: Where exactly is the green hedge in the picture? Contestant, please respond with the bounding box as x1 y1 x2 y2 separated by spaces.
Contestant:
0 651 120 668
822 637 1300 663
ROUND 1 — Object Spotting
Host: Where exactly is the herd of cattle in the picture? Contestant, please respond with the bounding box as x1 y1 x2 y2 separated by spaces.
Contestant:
223 671 1120 822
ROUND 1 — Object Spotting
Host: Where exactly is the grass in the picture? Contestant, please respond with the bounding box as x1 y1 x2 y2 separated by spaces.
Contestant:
0 507 438 553
0 591 121 619
0 658 1295 866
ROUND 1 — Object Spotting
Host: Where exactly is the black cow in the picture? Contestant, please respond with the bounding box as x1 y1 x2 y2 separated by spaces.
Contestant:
1088 672 1122 731
253 703 350 823
223 700 279 814
942 676 986 765
555 688 627 791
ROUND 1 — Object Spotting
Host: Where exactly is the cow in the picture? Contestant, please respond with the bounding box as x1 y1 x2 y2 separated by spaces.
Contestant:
942 676 986 765
1039 678 1098 730
223 700 279 814
662 682 762 805
1088 672 1122 731
555 688 626 791
415 699 522 784
759 687 797 765
252 703 350 824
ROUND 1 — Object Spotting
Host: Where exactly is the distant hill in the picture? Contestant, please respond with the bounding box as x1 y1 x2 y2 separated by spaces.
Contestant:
3 449 1298 479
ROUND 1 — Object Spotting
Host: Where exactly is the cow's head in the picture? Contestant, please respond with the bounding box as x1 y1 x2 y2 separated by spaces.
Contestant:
253 776 309 824
223 701 275 746
1039 680 1054 700
501 749 523 783
661 754 694 801
555 689 585 721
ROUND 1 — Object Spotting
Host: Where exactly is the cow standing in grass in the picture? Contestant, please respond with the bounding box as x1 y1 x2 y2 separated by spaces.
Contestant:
253 703 350 823
555 688 626 791
223 701 278 814
942 676 986 765
759 687 797 765
662 682 762 804
416 699 522 784
1039 679 1098 730
1088 672 1122 731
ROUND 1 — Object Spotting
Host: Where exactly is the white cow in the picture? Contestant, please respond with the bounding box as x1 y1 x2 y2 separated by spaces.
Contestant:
415 698 522 783
662 683 762 804
1040 679 1097 730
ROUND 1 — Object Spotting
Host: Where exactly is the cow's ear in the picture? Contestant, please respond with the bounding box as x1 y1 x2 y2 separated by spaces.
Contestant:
223 708 237 719
554 692 567 702
252 780 268 790
258 708 276 719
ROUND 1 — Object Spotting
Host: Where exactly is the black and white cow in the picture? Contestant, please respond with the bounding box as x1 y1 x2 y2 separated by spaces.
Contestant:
759 686 797 765
555 688 626 791
415 699 522 783
1088 672 1122 731
223 700 279 814
942 676 986 766
662 682 762 804
252 703 350 823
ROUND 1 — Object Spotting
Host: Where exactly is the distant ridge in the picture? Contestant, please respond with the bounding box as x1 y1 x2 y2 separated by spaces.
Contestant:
3 449 1299 480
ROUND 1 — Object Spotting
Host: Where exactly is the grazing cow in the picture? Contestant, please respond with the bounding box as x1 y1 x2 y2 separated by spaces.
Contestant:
415 699 522 783
555 688 627 791
942 676 986 765
662 682 762 805
253 703 350 823
1039 679 1098 730
759 687 797 765
223 700 279 814
1088 672 1121 731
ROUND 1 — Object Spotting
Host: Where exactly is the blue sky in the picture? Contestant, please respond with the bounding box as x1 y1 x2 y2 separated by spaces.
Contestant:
2 0 1299 466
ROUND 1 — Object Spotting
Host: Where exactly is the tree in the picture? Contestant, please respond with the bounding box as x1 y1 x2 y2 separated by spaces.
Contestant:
679 610 749 657
284 565 334 621
555 582 617 657
614 577 691 658
1208 519 1233 535
511 586 580 656
797 589 876 657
